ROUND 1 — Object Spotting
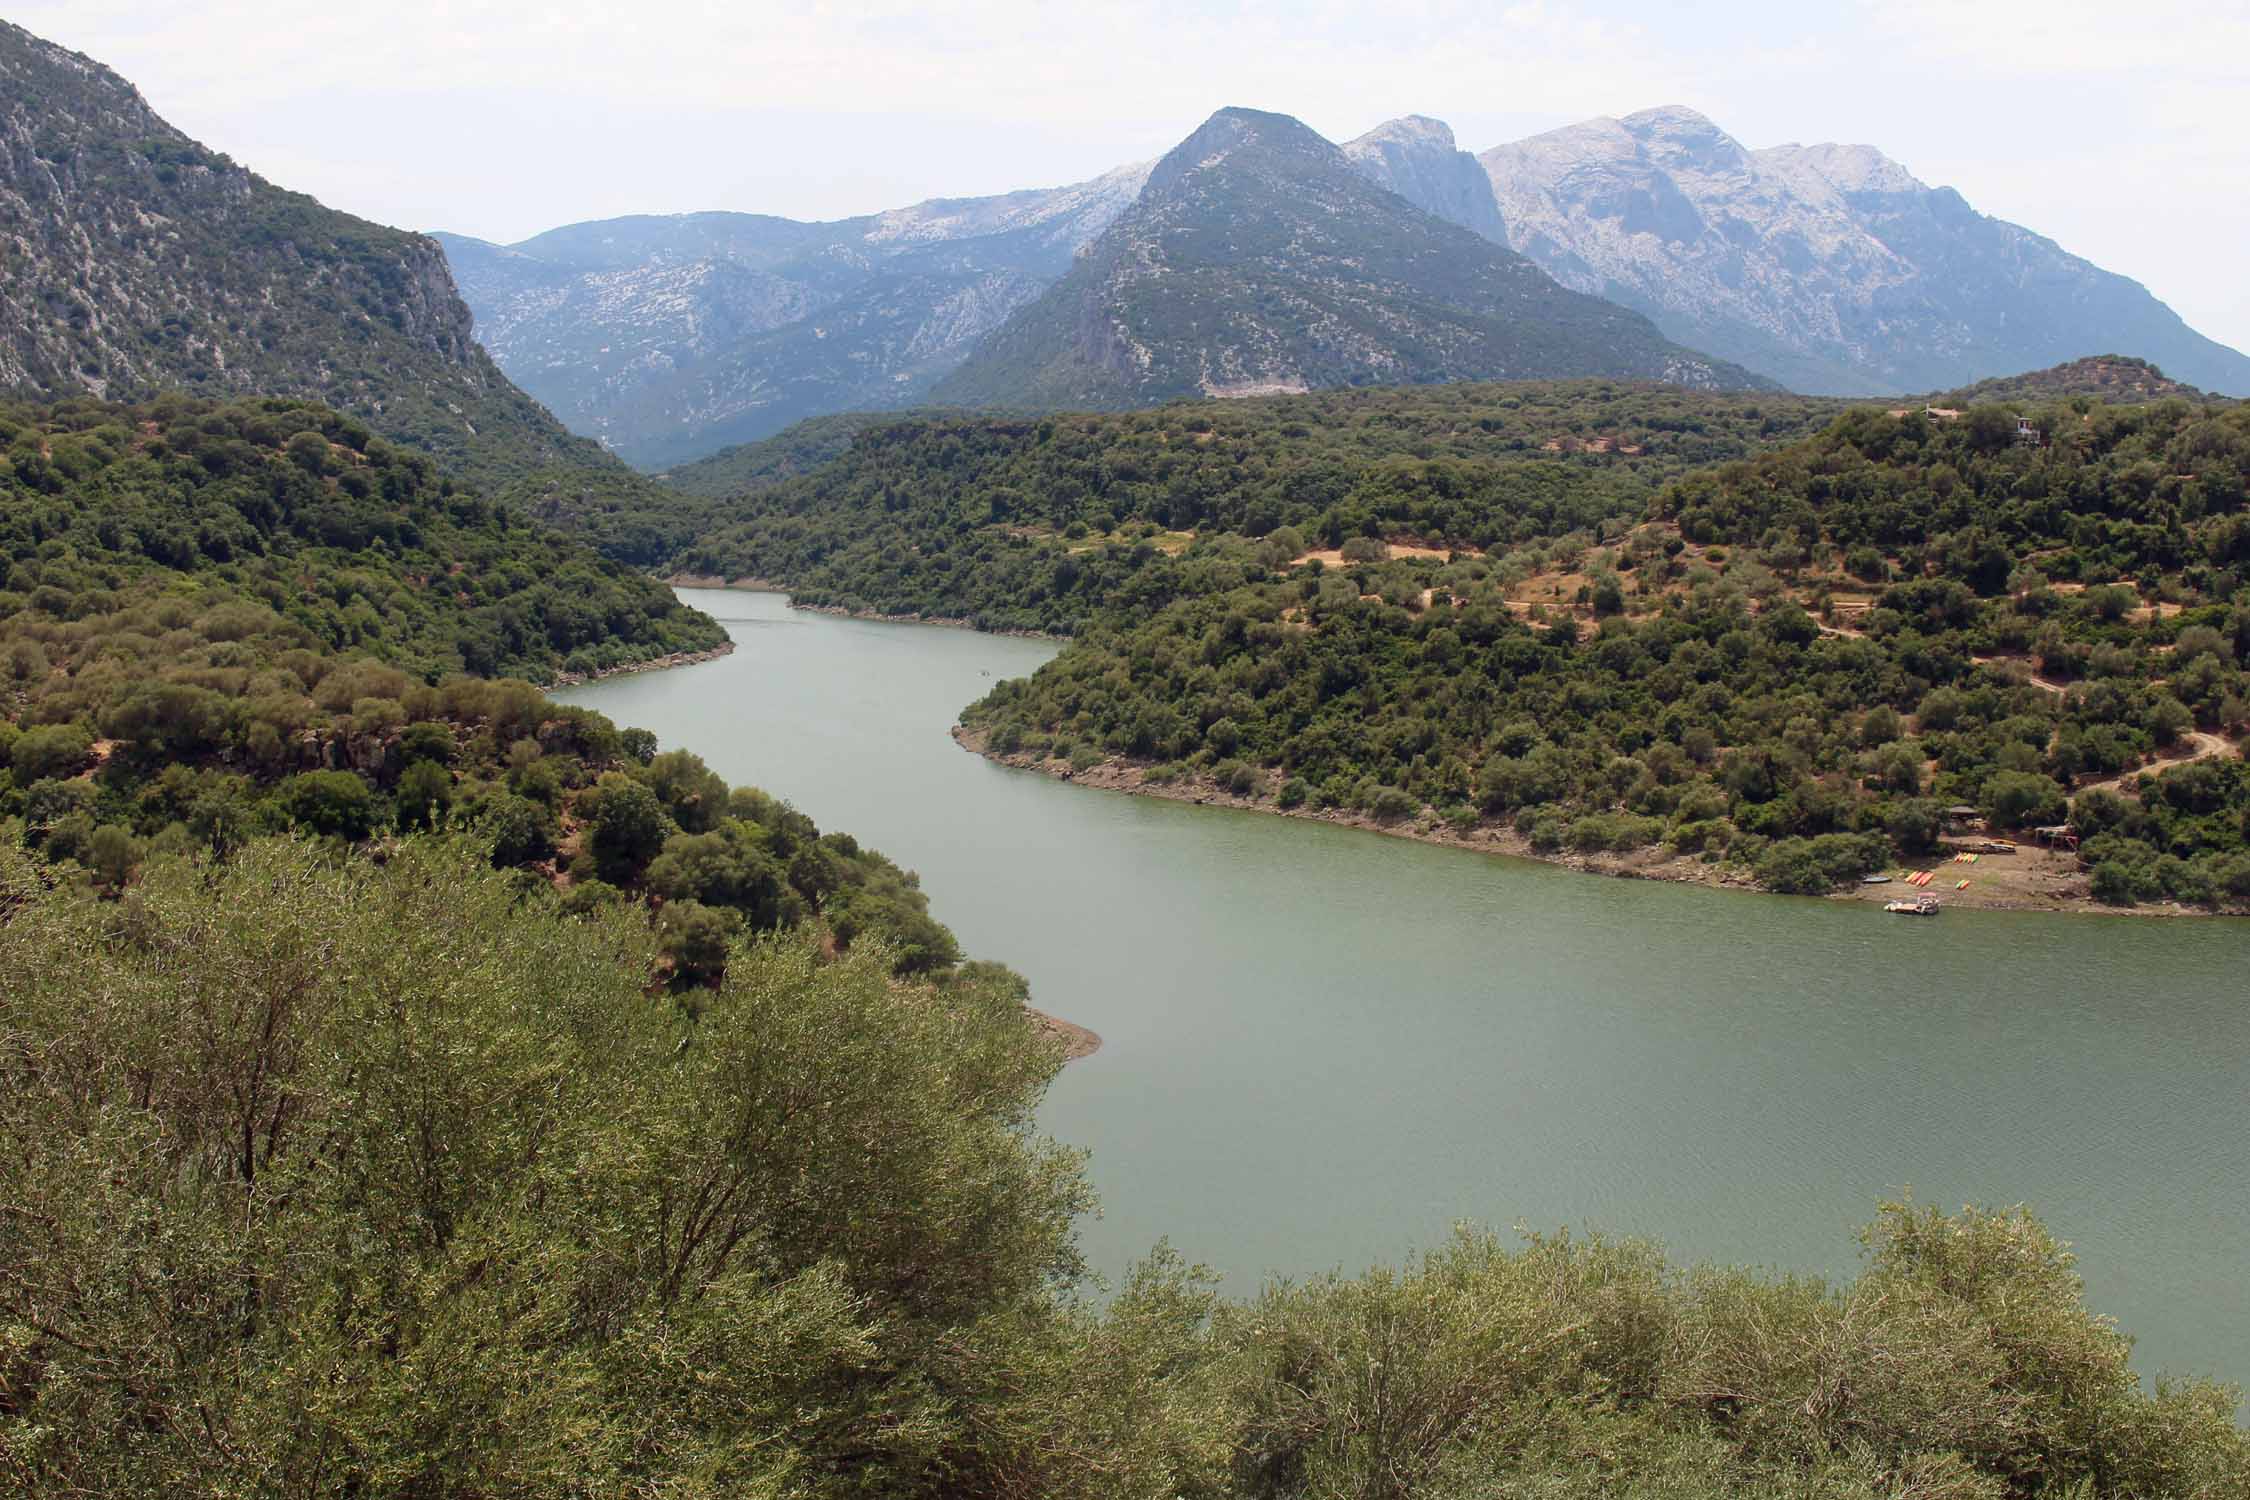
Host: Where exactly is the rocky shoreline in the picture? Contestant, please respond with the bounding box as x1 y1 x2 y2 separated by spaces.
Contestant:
952 725 2227 919
1028 1008 1103 1061
550 641 735 687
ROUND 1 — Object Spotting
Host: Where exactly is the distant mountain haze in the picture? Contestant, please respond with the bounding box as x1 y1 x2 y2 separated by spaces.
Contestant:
9 7 2236 489
442 105 2244 469
1473 106 2250 398
433 164 1151 467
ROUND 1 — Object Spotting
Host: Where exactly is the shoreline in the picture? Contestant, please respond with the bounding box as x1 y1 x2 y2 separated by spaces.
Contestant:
1028 1007 1102 1061
953 725 2234 921
665 575 1064 640
550 640 735 687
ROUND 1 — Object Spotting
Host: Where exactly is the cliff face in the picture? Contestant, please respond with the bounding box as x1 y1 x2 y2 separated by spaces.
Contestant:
0 19 625 496
1479 106 2250 396
1341 115 1507 245
933 108 1766 412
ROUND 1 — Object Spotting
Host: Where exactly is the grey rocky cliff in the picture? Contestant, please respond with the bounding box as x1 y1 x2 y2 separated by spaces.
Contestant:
1342 115 1507 244
1477 105 2250 395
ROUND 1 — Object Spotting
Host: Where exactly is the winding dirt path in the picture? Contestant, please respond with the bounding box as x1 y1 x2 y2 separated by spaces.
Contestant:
1970 654 2071 696
2074 731 2235 799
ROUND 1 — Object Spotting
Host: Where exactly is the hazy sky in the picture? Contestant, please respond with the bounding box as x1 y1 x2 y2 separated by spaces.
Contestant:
21 1 2250 352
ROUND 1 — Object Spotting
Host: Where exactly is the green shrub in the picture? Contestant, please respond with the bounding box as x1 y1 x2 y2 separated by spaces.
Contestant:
1754 832 1889 894
272 770 375 840
9 723 93 781
1368 786 1419 821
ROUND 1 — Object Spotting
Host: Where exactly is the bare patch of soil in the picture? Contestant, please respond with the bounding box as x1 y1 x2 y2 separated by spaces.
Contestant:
1030 1009 1102 1061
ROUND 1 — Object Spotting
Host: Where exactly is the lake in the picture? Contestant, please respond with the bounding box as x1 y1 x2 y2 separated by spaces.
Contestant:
562 588 2250 1393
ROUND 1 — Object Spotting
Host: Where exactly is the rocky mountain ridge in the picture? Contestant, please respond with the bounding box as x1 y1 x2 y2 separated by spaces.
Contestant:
1473 105 2250 396
444 104 2243 466
929 108 1761 411
1341 114 1507 243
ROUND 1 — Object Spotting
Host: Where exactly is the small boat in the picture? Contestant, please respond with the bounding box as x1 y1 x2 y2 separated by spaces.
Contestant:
1884 894 1941 916
1861 874 1893 885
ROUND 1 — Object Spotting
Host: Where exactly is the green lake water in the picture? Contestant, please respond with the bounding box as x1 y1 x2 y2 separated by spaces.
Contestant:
562 588 2250 1393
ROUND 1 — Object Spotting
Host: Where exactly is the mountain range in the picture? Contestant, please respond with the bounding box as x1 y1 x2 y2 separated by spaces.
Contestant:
929 108 1755 411
445 106 2247 468
433 163 1149 468
1465 106 2250 398
6 7 2241 498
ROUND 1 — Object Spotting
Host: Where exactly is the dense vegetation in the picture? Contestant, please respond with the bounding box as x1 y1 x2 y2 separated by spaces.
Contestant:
959 390 2250 905
1938 356 2222 410
7 835 2246 1497
677 380 1848 631
0 394 723 682
0 590 944 985
0 388 979 976
660 407 956 499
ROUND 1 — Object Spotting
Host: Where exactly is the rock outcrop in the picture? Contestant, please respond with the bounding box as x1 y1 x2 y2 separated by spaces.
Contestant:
0 19 627 496
1342 115 1507 244
1477 105 2250 396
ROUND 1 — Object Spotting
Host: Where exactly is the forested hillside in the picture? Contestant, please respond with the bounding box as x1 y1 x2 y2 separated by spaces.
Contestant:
677 380 1849 631
962 389 2250 906
0 398 971 979
0 394 722 682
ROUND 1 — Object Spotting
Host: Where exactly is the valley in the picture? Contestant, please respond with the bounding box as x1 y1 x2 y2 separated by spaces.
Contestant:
564 588 2250 1400
5 9 2249 1495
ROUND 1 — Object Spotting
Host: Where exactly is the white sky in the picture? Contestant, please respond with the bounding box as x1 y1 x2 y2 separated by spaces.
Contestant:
19 0 2250 353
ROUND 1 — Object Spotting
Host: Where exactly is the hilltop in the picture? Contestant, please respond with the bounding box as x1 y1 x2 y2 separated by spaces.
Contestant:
1935 354 2223 408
